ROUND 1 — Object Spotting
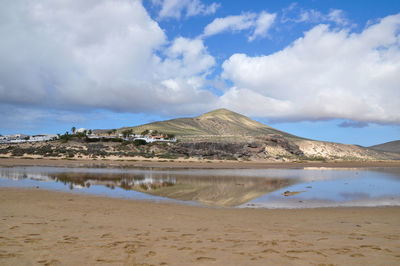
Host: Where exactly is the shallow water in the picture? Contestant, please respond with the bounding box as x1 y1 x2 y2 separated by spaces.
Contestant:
1 166 399 208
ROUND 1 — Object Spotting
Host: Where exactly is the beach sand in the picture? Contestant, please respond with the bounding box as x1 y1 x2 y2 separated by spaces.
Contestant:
1 157 400 169
0 187 399 265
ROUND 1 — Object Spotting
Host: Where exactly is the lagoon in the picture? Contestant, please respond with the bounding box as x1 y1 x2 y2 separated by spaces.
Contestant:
1 166 400 208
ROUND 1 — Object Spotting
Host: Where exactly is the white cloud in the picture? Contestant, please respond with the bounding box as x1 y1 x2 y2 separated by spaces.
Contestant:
202 13 257 37
1 1 399 128
156 0 220 20
0 0 217 116
201 11 276 40
282 3 350 26
161 37 216 78
327 9 349 26
249 11 276 41
221 14 400 124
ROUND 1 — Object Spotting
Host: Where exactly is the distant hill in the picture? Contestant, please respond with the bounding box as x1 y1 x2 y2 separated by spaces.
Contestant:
114 108 399 161
369 140 400 153
120 108 301 142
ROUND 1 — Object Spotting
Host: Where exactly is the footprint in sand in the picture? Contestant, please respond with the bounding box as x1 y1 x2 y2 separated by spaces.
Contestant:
162 228 178 233
350 253 365 257
144 251 156 257
37 259 60 265
331 247 352 255
196 256 216 261
360 245 381 250
181 233 194 237
261 248 280 254
348 236 364 240
24 235 42 244
177 247 192 251
100 233 113 238
384 235 399 240
58 235 78 244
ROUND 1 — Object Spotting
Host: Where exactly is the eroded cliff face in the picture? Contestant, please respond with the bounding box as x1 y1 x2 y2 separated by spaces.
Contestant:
171 134 399 161
295 140 400 160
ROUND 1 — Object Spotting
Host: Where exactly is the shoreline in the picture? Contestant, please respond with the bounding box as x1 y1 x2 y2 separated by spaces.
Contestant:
1 187 399 265
1 157 400 169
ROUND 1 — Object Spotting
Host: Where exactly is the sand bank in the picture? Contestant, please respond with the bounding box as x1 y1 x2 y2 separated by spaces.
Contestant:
1 157 400 169
0 188 399 265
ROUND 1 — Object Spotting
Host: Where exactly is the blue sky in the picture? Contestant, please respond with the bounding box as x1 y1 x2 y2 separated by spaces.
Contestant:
0 0 399 146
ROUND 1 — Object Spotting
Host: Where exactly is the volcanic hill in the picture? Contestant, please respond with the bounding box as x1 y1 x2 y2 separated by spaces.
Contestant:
120 108 299 142
117 109 399 161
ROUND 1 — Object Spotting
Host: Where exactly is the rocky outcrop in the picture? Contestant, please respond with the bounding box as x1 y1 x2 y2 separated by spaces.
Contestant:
263 135 304 157
171 135 304 160
171 142 257 159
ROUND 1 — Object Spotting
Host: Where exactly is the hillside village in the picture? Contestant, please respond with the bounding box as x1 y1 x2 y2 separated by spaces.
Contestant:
0 128 176 145
0 134 58 144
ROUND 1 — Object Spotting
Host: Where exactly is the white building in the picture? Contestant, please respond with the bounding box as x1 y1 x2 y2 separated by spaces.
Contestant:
0 134 58 144
12 134 29 140
0 134 29 143
76 128 87 133
132 135 177 143
29 134 58 142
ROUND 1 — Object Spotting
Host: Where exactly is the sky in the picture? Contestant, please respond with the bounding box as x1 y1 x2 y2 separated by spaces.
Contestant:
0 0 399 146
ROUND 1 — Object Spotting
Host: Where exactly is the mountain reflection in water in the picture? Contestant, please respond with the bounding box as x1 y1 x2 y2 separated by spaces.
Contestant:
48 173 296 207
0 168 295 207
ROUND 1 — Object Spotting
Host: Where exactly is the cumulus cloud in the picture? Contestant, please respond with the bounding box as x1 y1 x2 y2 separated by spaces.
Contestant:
155 0 220 20
201 11 276 40
1 0 399 129
0 0 217 116
221 14 400 124
161 37 216 77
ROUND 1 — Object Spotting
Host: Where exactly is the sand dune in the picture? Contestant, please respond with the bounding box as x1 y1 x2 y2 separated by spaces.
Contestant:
1 188 399 265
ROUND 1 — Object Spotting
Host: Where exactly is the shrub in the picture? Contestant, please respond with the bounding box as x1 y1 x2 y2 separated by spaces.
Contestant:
134 139 147 146
11 148 25 156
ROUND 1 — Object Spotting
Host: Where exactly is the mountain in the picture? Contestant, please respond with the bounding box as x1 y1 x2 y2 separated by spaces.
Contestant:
369 140 400 153
120 108 300 142
117 109 399 161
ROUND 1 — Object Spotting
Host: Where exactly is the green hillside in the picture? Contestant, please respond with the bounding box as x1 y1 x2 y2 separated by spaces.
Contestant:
119 109 300 141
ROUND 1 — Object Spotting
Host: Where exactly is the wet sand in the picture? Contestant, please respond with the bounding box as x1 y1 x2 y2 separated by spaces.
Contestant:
1 188 399 265
1 157 400 169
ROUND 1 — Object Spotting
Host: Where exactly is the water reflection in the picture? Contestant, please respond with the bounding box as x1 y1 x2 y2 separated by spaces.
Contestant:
1 166 400 208
0 167 296 207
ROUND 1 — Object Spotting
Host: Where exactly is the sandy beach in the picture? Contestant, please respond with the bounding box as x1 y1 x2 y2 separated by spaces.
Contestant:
1 157 400 169
1 187 399 265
